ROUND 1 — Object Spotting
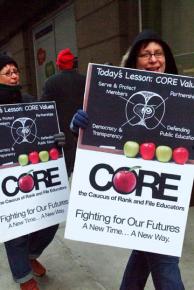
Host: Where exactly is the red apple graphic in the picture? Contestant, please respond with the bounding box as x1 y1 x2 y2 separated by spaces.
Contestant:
112 167 140 194
140 142 156 160
18 173 34 193
173 147 189 165
29 151 39 164
49 148 59 160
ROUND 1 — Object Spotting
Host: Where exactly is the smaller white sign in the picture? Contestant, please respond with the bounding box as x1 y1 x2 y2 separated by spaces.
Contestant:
0 158 69 242
0 102 69 242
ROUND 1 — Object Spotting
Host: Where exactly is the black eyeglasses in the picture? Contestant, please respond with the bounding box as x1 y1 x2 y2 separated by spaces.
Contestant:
0 70 20 77
138 51 164 60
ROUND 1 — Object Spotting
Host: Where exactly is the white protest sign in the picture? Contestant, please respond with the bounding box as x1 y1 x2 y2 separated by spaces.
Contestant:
65 64 194 256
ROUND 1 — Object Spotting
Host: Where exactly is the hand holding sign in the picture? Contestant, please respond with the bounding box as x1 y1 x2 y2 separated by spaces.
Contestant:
70 109 89 134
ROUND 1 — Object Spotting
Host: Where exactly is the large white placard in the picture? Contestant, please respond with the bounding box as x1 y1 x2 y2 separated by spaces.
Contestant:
65 64 194 256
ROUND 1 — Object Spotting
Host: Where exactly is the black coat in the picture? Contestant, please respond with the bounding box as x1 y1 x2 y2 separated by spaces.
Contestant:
0 83 34 105
41 69 86 175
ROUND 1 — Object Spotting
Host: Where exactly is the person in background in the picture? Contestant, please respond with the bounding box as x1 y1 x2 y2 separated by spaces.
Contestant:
41 48 86 177
70 30 185 290
0 53 64 290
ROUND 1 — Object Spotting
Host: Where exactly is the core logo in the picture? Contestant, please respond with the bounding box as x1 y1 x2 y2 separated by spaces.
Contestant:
89 164 181 202
1 167 61 197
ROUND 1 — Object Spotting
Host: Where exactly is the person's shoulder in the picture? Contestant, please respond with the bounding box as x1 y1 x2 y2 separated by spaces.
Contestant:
43 73 63 91
45 72 61 83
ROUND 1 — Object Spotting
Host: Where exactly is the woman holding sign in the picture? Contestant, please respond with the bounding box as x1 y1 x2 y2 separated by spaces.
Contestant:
0 54 64 290
119 30 184 290
71 30 185 290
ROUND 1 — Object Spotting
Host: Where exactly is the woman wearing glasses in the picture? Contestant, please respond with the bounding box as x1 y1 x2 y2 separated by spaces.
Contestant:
119 29 184 290
0 55 23 103
0 54 60 290
70 29 185 290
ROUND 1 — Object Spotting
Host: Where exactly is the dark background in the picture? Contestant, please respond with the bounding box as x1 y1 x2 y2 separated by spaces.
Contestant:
0 102 60 165
82 65 194 159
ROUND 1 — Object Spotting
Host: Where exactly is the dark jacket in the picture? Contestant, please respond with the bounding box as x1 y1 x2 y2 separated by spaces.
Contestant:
0 83 34 105
41 69 85 175
121 29 178 74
